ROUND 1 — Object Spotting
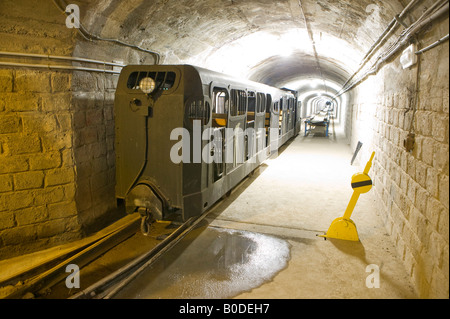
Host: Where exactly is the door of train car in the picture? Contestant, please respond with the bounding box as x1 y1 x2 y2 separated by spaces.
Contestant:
287 97 294 132
264 94 272 149
295 100 302 136
281 97 289 137
226 89 247 174
270 99 280 152
281 97 289 136
255 93 267 157
246 91 257 160
246 91 266 161
185 96 211 190
211 86 228 183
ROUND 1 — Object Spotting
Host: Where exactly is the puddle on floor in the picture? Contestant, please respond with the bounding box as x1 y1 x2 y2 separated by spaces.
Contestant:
113 226 291 299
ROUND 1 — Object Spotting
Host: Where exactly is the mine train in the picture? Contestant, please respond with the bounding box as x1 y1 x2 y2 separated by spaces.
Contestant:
114 64 301 230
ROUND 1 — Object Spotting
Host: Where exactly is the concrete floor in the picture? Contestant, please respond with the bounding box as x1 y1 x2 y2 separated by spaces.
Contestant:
113 124 418 299
0 124 419 299
204 125 419 299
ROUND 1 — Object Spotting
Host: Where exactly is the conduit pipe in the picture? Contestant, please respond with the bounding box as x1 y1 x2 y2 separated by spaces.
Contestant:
336 0 449 96
340 0 421 91
0 61 120 74
371 1 448 72
298 0 328 94
361 0 420 63
416 33 449 54
52 0 161 64
0 51 124 68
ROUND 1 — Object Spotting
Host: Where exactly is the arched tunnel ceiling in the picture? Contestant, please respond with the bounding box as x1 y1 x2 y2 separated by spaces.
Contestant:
80 0 408 90
248 53 352 88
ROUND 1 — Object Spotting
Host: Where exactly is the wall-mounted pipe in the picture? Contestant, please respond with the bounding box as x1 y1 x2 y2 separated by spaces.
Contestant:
0 51 124 68
0 61 120 74
340 0 421 91
416 34 449 54
336 0 449 97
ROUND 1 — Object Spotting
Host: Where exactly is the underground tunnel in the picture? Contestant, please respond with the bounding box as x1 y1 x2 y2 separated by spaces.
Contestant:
0 0 448 300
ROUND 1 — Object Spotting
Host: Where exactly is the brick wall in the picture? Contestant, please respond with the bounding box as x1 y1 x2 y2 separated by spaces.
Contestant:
71 70 119 234
0 0 129 259
351 18 449 298
0 68 81 258
0 0 80 258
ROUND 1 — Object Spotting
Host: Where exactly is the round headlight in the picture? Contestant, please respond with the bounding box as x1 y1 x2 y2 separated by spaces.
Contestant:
139 77 156 94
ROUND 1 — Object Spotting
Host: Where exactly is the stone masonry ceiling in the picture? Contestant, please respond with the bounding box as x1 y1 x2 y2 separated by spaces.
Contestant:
77 0 412 90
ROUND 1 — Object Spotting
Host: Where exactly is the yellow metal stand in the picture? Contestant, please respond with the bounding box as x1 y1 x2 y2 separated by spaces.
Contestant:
319 152 375 241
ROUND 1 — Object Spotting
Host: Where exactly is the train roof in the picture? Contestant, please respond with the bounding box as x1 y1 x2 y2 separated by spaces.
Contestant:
121 64 293 96
186 64 284 94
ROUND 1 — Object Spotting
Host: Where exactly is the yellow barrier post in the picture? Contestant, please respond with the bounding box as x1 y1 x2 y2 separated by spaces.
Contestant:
319 152 375 241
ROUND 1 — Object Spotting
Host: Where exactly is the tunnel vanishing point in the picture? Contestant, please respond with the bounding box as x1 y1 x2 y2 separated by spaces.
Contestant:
0 0 448 299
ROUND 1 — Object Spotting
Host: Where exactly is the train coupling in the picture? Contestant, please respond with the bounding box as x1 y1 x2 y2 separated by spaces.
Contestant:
139 207 155 236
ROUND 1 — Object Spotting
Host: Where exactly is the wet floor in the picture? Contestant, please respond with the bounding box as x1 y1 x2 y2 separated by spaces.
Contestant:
113 225 291 299
1 126 419 299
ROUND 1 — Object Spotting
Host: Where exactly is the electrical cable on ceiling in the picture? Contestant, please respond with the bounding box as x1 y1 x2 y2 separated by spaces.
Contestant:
415 33 449 54
335 0 449 97
409 37 422 134
337 0 421 96
298 0 329 95
51 0 161 64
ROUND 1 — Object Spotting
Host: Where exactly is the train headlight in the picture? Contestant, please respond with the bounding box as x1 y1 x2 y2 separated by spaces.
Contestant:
139 77 156 94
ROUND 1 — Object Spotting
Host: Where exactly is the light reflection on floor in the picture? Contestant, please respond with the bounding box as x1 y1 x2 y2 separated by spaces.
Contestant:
113 225 290 299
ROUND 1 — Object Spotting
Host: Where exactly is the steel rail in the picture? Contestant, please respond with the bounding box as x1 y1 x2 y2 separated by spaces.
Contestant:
2 215 140 299
70 212 210 299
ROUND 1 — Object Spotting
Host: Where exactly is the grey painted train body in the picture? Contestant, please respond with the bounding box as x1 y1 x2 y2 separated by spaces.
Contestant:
115 65 301 223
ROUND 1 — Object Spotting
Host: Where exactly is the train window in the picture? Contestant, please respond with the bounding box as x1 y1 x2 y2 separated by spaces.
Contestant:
266 94 272 113
230 89 247 116
188 100 210 126
248 92 256 113
156 72 166 88
127 71 176 91
127 72 139 89
164 72 176 89
257 93 266 113
213 88 229 114
212 88 228 127
273 101 279 113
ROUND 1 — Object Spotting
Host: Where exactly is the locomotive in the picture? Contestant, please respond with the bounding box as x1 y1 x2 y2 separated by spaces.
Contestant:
114 65 301 232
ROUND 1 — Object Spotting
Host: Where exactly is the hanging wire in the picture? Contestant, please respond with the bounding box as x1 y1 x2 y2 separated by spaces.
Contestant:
51 0 161 64
298 0 329 95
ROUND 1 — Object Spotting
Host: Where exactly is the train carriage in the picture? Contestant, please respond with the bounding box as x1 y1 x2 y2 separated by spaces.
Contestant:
114 65 300 230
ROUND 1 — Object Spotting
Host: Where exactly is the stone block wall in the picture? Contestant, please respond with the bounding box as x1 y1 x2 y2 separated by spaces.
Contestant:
0 0 81 258
71 71 119 234
0 68 81 258
0 0 128 259
351 18 449 298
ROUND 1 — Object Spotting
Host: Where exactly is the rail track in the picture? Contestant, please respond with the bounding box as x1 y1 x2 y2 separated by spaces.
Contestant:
68 168 262 299
0 211 209 299
1 165 262 300
0 214 140 299
71 211 210 299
